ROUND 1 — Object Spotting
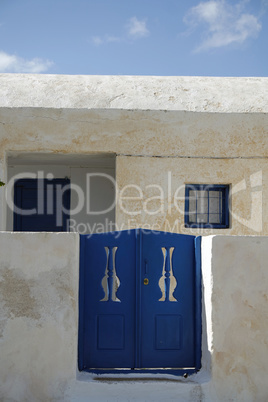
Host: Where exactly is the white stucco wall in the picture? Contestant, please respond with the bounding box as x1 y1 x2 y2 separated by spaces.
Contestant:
0 74 267 113
0 233 267 401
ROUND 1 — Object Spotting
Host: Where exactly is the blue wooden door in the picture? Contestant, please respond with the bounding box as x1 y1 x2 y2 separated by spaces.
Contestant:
140 231 197 369
79 230 137 370
79 229 201 373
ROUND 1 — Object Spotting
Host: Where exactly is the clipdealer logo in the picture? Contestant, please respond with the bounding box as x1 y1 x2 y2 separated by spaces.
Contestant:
4 170 263 235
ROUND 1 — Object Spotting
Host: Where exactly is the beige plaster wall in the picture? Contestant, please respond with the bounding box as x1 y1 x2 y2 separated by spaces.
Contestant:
0 109 267 235
0 233 267 401
202 236 268 402
0 233 79 401
0 75 267 235
0 108 267 159
116 156 267 235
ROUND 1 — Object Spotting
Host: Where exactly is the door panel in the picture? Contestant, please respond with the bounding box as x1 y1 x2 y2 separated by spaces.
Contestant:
79 230 136 369
140 231 196 368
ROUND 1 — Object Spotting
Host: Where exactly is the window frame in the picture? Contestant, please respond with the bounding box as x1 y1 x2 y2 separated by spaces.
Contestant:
184 184 230 229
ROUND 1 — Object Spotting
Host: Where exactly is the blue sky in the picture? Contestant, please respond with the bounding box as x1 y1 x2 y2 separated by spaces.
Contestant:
0 0 267 76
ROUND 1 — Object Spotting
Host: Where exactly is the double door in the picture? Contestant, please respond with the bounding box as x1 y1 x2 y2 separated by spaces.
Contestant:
78 229 201 373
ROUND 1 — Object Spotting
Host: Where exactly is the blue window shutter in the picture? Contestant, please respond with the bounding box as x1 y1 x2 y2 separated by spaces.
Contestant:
13 178 70 232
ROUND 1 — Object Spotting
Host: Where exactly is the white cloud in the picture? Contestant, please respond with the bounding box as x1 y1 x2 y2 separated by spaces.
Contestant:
91 36 104 46
91 16 149 46
126 17 149 38
91 35 124 46
0 51 53 73
184 0 262 52
91 35 122 46
106 35 121 43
